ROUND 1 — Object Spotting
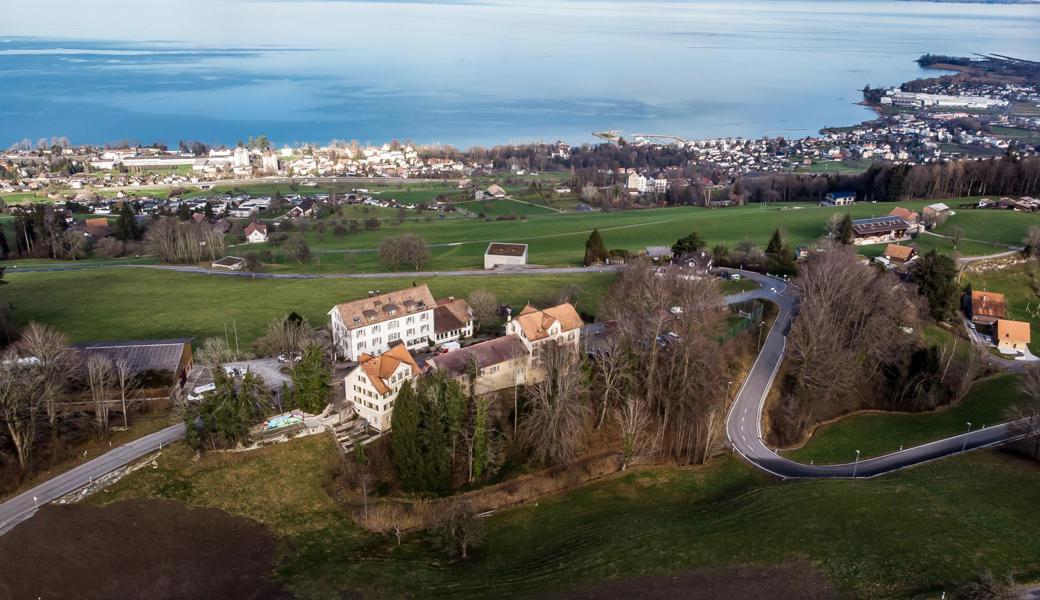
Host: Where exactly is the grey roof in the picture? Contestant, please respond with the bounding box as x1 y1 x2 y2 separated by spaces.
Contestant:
72 339 192 374
428 335 527 375
851 216 909 236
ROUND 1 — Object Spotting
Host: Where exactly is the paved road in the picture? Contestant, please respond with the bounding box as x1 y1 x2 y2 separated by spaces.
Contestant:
722 268 1031 478
0 423 185 535
7 262 622 279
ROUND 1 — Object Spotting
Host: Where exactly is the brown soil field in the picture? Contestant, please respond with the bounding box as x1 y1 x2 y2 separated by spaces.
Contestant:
0 499 292 600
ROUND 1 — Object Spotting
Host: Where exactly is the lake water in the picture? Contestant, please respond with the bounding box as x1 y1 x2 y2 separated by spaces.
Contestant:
1 0 1039 148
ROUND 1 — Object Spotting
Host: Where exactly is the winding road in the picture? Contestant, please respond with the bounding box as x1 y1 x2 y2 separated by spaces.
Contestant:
0 266 1033 537
723 268 1031 478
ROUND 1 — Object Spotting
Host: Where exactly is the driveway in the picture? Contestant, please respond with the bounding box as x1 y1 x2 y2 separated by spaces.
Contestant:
222 358 293 391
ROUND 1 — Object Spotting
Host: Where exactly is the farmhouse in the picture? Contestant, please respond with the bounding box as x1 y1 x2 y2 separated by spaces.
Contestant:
244 221 268 243
328 286 436 361
72 339 194 396
673 250 714 275
888 207 921 227
83 217 112 239
484 242 528 270
970 290 1006 326
996 319 1031 354
343 344 420 431
882 244 917 265
850 216 910 245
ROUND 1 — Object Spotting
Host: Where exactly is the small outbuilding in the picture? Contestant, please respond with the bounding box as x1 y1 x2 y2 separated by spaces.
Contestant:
996 319 1031 354
484 242 528 270
211 256 246 271
245 221 268 243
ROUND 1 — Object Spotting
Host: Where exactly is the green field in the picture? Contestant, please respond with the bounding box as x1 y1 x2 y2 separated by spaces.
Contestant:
964 263 1040 354
991 126 1040 144
89 434 1040 599
1 269 616 343
454 198 559 217
934 207 1040 249
785 375 1022 464
795 159 874 175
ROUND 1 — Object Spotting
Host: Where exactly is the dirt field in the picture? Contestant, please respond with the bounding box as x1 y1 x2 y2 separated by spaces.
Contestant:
542 561 837 600
0 500 292 600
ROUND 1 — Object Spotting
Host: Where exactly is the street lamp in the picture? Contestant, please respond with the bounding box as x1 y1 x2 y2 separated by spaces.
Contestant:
961 422 972 452
727 380 734 400
852 450 861 478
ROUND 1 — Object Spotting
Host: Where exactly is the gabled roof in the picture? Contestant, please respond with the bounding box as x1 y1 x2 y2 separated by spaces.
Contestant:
331 285 436 330
514 303 584 342
883 244 915 262
997 319 1030 344
888 207 920 222
851 216 909 236
244 221 267 235
427 335 527 375
971 290 1006 319
72 339 192 375
356 344 419 395
435 298 472 335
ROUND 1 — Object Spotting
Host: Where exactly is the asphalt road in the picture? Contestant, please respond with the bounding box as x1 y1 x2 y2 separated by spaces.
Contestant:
0 423 186 535
722 268 1031 479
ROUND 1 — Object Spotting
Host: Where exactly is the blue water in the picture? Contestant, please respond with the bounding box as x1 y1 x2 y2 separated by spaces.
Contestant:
1 0 1038 148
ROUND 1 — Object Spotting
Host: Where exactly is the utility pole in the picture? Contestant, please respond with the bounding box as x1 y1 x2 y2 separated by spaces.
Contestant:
961 422 972 452
852 449 861 478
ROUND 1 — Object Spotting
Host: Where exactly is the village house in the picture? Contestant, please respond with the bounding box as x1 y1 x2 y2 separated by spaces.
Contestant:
923 202 952 226
888 207 921 229
432 297 475 345
244 221 268 243
673 250 714 276
824 191 856 206
505 303 584 354
484 242 528 270
881 243 917 265
850 216 911 245
996 319 1031 354
343 344 420 431
328 286 436 362
83 217 112 239
644 246 673 262
970 290 1007 326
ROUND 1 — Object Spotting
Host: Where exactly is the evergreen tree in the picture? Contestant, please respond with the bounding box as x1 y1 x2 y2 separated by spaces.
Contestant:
838 213 855 245
203 201 215 220
583 228 608 266
290 345 331 413
115 202 139 241
391 381 423 489
910 250 959 321
471 396 491 481
765 228 795 271
0 227 9 260
177 202 192 221
671 230 705 256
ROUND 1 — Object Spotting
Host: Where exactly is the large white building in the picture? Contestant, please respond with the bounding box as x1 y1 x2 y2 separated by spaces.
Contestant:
343 344 420 431
329 286 437 361
328 286 474 362
484 242 528 270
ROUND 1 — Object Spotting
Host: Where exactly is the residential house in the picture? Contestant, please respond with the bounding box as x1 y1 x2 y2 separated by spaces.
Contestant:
996 319 1031 354
486 184 507 198
645 246 673 262
83 217 112 239
328 285 436 361
244 221 268 244
433 297 475 345
824 191 856 206
923 203 952 226
343 344 420 431
673 250 713 276
850 216 910 245
484 242 528 270
888 207 921 229
212 218 232 235
882 244 917 265
505 303 584 355
970 290 1006 326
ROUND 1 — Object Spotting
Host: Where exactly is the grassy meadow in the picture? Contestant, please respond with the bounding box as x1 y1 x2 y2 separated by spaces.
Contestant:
88 433 1040 599
1 269 616 343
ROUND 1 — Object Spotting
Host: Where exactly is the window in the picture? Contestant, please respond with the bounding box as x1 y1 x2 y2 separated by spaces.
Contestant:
372 324 381 332
407 316 415 324
357 341 366 349
388 321 399 330
420 313 428 320
407 328 415 336
420 325 429 333
373 337 382 346
389 332 400 341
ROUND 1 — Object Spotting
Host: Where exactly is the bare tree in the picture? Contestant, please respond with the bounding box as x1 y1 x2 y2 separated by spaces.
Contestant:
0 353 45 472
257 314 313 369
114 359 139 430
432 499 484 559
949 226 964 250
86 354 115 437
379 233 430 271
521 340 590 465
591 332 627 429
615 393 651 470
14 322 72 428
467 290 498 333
1023 226 1040 258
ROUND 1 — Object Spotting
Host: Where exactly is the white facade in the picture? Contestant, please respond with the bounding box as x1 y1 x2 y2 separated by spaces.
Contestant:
484 243 528 270
343 347 419 431
329 301 434 362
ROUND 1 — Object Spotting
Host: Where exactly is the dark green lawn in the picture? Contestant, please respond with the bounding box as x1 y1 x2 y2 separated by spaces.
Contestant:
785 375 1023 464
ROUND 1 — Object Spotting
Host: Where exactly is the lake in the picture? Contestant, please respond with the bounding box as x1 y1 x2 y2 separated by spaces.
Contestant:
1 0 1039 148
